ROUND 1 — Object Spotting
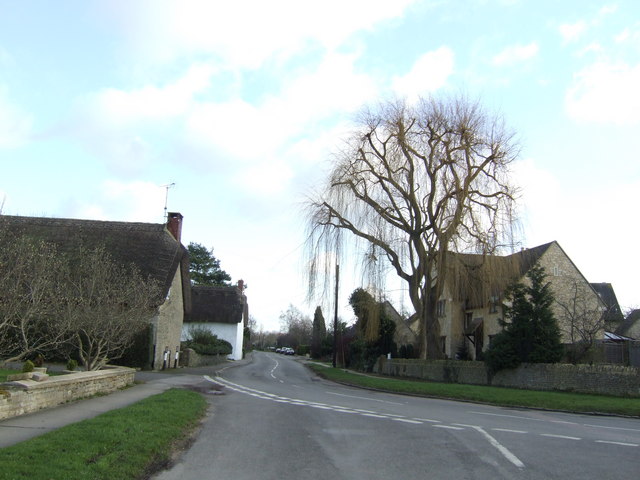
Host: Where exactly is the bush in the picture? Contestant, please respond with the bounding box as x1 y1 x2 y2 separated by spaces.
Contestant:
22 360 34 373
66 359 78 371
187 326 218 345
297 345 311 356
184 341 232 356
183 326 232 356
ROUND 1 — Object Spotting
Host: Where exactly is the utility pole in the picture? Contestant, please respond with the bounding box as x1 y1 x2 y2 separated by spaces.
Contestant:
332 263 339 368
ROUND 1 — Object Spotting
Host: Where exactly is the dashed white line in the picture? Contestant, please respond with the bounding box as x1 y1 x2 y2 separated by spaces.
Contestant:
595 440 639 447
393 418 424 425
434 425 465 430
326 392 404 405
361 413 388 419
492 428 528 434
540 434 581 441
412 417 441 423
584 424 640 433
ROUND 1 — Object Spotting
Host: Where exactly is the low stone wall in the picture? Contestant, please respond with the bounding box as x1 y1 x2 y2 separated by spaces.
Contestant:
374 358 640 397
0 366 135 420
178 348 228 368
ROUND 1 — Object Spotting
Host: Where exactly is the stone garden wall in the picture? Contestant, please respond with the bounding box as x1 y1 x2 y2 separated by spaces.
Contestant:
0 366 135 420
374 358 640 397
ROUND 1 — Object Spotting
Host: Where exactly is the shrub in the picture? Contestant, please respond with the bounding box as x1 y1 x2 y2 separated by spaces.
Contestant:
22 360 34 373
183 326 232 356
187 326 218 345
66 359 78 371
33 354 45 367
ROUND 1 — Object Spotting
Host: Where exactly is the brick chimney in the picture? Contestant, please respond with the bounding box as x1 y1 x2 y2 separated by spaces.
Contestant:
166 212 183 242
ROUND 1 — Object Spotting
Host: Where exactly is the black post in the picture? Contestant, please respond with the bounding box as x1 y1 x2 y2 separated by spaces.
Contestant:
332 263 339 368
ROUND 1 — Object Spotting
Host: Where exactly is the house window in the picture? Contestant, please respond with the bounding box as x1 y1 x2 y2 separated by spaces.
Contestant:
489 295 499 314
464 312 473 331
552 265 560 276
440 336 447 356
436 299 446 317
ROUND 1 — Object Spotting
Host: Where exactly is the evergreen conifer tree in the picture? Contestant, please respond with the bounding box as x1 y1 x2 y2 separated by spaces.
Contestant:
485 263 563 373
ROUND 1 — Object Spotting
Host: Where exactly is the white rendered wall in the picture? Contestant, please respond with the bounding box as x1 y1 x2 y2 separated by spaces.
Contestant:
182 322 244 360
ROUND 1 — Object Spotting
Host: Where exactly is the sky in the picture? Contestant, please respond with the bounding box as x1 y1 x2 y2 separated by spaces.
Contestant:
1 0 638 331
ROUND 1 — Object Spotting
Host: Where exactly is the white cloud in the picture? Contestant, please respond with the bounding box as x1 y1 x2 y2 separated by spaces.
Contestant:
392 46 454 99
512 158 639 310
0 86 32 148
491 42 539 66
565 61 640 125
73 180 167 223
106 0 417 69
83 63 215 127
559 20 588 44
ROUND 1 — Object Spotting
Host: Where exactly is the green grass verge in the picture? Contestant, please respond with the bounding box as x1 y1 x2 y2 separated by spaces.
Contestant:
308 364 640 417
0 369 18 382
0 388 207 480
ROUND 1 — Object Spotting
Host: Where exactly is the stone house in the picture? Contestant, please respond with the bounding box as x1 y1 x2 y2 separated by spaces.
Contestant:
183 281 248 360
409 241 608 359
0 212 191 370
616 310 640 340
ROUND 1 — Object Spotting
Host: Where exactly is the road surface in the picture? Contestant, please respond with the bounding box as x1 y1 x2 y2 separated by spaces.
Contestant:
155 351 640 479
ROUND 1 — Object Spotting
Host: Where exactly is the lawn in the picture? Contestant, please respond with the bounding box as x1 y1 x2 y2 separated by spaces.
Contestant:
0 388 207 480
307 364 640 417
0 369 18 382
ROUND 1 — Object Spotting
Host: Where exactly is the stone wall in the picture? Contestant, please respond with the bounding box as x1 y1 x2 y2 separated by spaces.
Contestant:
178 348 228 368
0 366 135 420
151 267 185 370
374 358 640 397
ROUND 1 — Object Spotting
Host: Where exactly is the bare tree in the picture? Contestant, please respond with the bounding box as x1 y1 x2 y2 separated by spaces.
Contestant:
0 234 73 365
279 304 312 348
63 246 161 371
556 280 605 363
305 96 519 359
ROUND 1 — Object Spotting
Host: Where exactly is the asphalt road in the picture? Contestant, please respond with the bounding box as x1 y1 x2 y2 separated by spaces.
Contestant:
155 351 640 480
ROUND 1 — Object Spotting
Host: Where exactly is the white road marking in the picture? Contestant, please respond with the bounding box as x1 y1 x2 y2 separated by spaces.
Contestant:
540 434 581 440
595 440 639 447
584 424 640 433
326 392 404 405
470 411 546 422
393 418 424 425
206 375 637 465
468 425 525 469
412 417 441 423
270 359 279 379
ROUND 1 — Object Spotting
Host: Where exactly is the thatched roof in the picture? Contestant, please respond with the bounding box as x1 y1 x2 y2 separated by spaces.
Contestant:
0 214 191 310
444 242 554 308
186 285 247 324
